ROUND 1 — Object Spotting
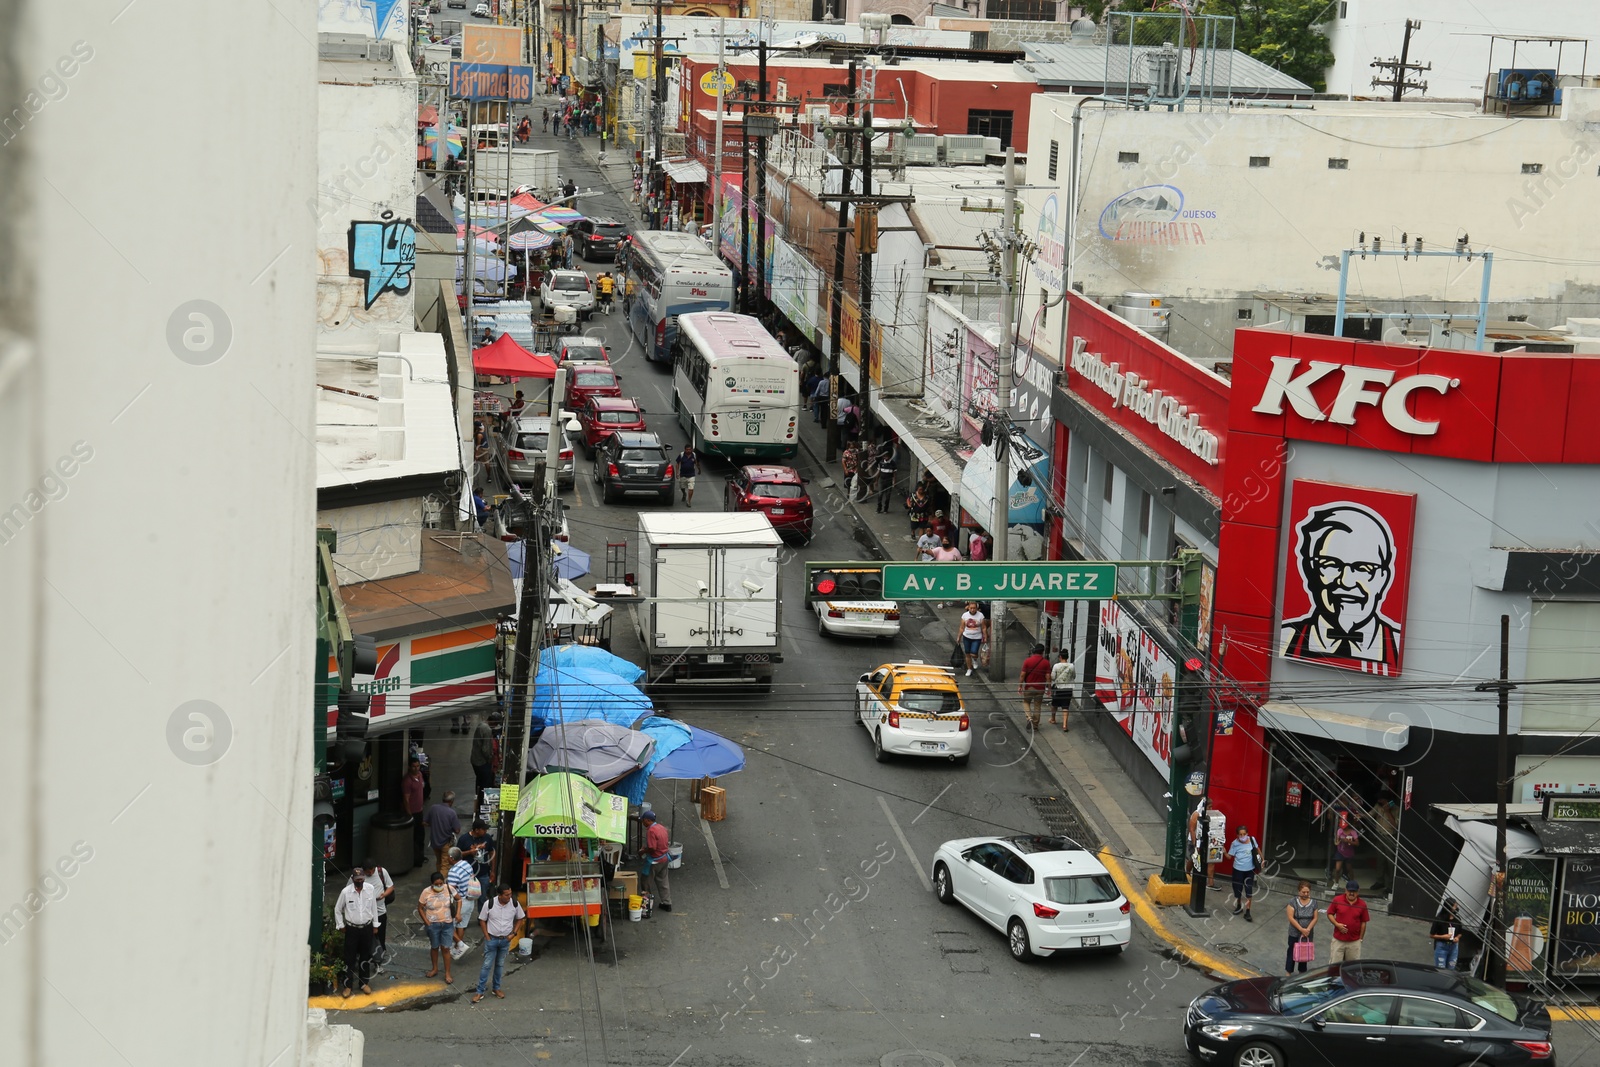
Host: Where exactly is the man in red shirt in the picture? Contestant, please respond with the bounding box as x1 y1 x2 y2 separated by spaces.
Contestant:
640 811 673 913
402 758 427 867
1018 643 1051 729
1326 879 1369 963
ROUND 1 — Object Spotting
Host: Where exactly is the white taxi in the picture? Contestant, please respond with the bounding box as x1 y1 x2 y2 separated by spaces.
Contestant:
854 660 970 765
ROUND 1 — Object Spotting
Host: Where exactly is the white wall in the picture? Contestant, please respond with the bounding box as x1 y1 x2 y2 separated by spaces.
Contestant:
1327 0 1600 101
316 66 419 347
320 499 425 582
1022 90 1600 362
1 2 318 1065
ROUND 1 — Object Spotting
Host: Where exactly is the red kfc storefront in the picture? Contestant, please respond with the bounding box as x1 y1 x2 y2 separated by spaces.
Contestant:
1052 293 1600 915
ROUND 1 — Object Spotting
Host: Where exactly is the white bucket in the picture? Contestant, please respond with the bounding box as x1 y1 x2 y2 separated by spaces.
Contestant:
667 843 684 869
517 938 533 957
628 906 642 922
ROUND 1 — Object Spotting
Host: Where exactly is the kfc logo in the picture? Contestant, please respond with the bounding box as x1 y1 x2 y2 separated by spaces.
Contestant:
1278 481 1417 678
1252 356 1459 436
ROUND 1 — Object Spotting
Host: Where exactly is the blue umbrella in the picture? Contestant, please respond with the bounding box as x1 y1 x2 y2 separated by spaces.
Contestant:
651 725 746 779
614 716 694 805
552 542 591 580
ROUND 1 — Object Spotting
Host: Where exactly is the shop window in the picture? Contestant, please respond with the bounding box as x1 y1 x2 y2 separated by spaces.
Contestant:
1102 460 1114 504
968 109 1014 148
1139 491 1151 538
1522 601 1600 732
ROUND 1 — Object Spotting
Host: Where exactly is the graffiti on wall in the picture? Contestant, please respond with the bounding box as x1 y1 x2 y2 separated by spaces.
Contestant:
319 0 404 38
348 215 416 310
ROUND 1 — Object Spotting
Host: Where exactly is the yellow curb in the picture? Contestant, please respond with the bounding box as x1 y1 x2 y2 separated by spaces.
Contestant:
1145 874 1193 906
1100 847 1258 981
310 979 450 1011
1551 1006 1600 1022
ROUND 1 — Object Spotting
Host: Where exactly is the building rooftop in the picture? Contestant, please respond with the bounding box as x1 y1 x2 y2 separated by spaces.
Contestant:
1021 40 1312 96
315 331 460 490
340 532 515 640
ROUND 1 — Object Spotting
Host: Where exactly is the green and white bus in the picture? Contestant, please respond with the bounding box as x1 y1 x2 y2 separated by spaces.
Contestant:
671 312 800 461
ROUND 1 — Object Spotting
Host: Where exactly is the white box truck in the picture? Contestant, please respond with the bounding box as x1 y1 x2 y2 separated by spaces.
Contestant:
473 148 559 199
634 512 783 690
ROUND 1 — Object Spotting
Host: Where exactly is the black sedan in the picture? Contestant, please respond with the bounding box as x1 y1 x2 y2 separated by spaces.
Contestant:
1185 960 1554 1067
593 431 674 505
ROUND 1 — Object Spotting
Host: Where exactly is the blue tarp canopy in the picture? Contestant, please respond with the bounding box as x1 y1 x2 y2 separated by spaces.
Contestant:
537 644 645 684
615 717 694 805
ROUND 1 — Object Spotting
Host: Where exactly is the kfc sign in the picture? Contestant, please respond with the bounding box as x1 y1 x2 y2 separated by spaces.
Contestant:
1252 356 1459 436
1278 480 1417 678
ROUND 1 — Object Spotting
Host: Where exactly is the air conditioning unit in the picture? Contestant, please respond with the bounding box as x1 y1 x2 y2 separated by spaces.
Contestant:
901 133 940 164
942 134 986 164
982 136 1001 155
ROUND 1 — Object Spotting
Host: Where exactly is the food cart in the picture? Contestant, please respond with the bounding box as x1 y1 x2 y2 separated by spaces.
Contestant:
511 772 629 935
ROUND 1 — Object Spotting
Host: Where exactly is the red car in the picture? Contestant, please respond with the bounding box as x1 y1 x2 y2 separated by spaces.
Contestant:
563 362 622 410
576 396 647 455
725 465 813 541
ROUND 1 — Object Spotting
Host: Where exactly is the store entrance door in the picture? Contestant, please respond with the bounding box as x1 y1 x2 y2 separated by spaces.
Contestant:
1264 737 1403 897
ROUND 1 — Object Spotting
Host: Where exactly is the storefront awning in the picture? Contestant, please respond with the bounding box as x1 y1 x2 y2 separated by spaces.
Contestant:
662 159 707 184
1259 700 1410 752
1526 816 1600 855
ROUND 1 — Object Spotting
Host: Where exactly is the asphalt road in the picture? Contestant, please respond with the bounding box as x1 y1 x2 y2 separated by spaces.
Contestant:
354 135 1217 1067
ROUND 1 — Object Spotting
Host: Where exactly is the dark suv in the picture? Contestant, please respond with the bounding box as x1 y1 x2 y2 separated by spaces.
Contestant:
573 218 628 262
593 431 674 505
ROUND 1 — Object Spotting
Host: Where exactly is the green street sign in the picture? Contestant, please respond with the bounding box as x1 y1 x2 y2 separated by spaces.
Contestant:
881 562 1117 601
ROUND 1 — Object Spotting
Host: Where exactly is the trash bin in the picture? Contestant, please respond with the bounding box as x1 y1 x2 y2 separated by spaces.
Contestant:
369 811 416 877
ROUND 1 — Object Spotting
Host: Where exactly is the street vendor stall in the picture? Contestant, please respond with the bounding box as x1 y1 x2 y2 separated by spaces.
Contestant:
511 772 628 930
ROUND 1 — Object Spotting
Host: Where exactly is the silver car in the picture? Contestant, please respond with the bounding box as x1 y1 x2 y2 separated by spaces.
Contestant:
540 270 595 319
501 417 574 488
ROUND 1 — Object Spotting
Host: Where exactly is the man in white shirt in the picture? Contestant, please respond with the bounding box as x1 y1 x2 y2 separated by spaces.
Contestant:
472 886 527 1002
333 869 382 997
360 858 396 964
915 526 941 562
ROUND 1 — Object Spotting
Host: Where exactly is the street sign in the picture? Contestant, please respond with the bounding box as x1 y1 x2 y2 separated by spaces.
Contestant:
881 562 1117 601
700 70 735 96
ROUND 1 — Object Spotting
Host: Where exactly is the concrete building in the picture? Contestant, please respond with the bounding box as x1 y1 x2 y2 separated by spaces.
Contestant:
1323 0 1598 101
0 2 334 1066
1020 88 1600 365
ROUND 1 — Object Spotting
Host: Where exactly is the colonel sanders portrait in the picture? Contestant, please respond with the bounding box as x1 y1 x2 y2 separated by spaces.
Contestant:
1279 502 1402 676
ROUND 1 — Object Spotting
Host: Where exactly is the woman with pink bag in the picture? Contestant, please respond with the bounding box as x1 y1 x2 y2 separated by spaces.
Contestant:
1285 880 1319 975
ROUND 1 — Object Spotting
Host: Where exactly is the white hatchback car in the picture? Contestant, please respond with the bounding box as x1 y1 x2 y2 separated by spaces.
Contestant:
540 270 595 319
930 835 1131 962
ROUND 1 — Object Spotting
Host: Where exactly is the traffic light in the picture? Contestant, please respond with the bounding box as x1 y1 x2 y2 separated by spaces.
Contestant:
331 688 370 765
312 773 336 837
812 571 838 597
1171 655 1206 768
351 633 378 677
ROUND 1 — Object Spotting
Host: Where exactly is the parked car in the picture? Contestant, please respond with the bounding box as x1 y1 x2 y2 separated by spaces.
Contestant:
809 566 900 639
724 464 813 542
563 361 623 409
854 661 970 764
540 269 595 319
576 396 648 455
557 334 609 364
930 835 1131 962
499 416 575 488
592 431 674 505
1184 960 1555 1067
572 217 629 261
472 2 490 15
446 0 464 8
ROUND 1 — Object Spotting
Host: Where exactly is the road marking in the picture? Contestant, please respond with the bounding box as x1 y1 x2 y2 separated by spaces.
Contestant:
699 816 731 889
911 784 952 824
878 795 931 892
1098 847 1254 981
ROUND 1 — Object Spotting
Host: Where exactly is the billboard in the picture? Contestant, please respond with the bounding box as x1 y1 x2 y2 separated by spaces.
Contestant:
1556 856 1600 976
462 25 523 63
1278 480 1417 678
1095 600 1176 776
449 63 535 102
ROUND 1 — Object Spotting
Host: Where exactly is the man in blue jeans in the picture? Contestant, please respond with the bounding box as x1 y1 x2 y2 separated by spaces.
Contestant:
472 885 526 1003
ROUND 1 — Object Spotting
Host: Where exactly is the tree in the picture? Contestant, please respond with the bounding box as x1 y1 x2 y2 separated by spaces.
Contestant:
1201 0 1335 93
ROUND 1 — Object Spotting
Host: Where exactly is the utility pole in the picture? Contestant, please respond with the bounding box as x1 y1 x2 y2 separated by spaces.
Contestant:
856 100 873 408
646 0 671 230
1371 19 1430 101
753 38 770 310
989 146 1018 683
1477 613 1514 986
712 19 726 244
824 61 857 464
496 369 567 889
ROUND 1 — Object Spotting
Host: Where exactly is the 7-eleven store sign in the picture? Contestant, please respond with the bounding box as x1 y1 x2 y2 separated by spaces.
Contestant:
326 624 498 729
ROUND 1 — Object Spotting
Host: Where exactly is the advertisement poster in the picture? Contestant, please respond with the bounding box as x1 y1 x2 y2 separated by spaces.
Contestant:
1095 599 1176 776
1505 856 1556 982
1278 480 1417 678
1556 856 1600 975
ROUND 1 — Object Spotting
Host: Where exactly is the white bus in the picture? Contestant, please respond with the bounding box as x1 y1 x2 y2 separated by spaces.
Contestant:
671 312 800 462
626 230 736 363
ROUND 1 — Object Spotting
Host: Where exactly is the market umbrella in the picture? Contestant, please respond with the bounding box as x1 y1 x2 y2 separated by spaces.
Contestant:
528 718 656 785
507 231 555 252
651 724 746 779
535 206 583 225
614 716 694 805
512 771 628 842
422 124 465 157
552 542 591 580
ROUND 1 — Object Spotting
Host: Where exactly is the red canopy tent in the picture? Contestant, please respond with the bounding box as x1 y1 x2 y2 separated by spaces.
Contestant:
472 334 557 379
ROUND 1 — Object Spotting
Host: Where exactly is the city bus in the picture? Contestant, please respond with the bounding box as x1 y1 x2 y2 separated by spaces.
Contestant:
626 230 736 363
671 312 800 461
